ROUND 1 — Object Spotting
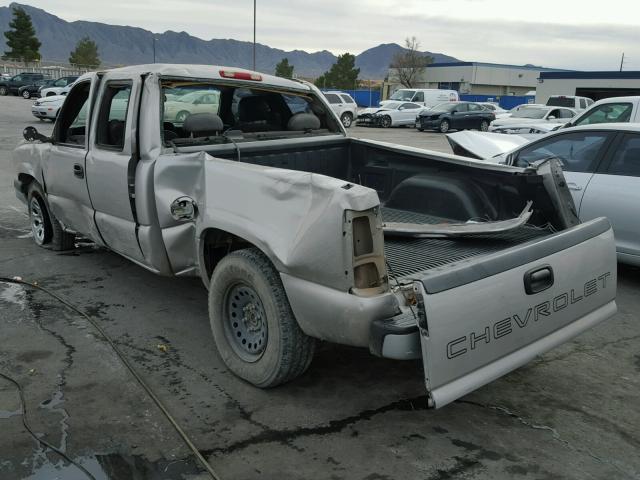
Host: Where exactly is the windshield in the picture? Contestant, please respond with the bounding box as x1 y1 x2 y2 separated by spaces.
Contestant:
547 97 575 108
389 90 415 101
161 80 339 146
512 107 548 119
431 103 457 113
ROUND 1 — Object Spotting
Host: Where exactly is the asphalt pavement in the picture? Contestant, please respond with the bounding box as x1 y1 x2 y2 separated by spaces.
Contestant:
0 94 639 480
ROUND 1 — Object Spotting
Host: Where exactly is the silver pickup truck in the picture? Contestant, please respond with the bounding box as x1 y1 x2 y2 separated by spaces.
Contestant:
13 65 617 408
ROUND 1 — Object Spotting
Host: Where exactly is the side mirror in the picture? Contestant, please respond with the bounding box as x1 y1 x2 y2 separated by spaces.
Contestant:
398 106 404 111
451 109 458 114
548 115 556 120
23 126 50 143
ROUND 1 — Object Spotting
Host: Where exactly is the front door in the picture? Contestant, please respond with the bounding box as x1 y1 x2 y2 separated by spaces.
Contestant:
43 76 102 242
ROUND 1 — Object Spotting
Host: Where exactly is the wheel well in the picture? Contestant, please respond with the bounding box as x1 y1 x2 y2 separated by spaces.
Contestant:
17 173 36 196
200 228 256 283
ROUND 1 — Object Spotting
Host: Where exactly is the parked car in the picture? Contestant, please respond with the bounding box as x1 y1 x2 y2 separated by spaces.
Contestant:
323 91 358 128
489 106 577 131
0 72 48 96
356 101 423 127
380 88 459 109
546 95 594 111
566 96 640 127
477 102 509 118
163 90 220 123
447 123 640 265
12 64 617 408
18 79 55 99
39 76 79 97
416 101 495 133
31 94 66 121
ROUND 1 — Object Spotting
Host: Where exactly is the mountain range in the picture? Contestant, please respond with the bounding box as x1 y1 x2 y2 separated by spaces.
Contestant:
0 3 460 78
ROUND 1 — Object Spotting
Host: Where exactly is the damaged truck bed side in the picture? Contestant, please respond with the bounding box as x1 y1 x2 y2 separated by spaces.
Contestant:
13 65 617 408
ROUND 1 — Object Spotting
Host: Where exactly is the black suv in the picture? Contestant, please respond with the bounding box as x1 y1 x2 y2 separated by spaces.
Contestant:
0 73 48 96
416 101 496 133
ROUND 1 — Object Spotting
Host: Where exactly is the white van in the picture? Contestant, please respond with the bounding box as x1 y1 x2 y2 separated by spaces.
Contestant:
381 88 458 108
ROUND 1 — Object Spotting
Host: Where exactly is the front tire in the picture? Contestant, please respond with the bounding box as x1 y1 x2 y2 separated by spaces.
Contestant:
340 112 353 128
175 110 189 123
380 115 392 128
27 182 75 250
439 119 450 133
22 90 31 99
209 248 315 387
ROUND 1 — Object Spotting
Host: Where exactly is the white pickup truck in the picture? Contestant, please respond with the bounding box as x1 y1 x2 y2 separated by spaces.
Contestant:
13 64 617 408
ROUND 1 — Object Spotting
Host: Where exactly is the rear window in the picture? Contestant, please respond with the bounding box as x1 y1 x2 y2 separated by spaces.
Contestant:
324 93 341 104
546 97 575 108
340 94 355 104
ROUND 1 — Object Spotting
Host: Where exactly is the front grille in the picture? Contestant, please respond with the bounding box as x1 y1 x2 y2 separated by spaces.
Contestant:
381 207 553 280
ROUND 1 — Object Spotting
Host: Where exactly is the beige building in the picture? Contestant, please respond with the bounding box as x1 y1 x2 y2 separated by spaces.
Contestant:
386 62 568 98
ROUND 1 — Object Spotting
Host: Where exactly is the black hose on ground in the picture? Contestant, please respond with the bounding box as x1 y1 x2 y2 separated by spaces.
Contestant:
0 276 221 480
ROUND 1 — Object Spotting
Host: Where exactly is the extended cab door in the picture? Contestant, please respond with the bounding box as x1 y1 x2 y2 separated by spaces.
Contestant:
579 133 640 260
44 76 102 241
85 73 146 263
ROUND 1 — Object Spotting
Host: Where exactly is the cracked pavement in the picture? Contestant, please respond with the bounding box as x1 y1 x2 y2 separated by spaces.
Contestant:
0 95 639 479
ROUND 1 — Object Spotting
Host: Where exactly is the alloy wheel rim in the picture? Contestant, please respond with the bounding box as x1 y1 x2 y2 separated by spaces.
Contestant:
29 197 45 244
224 283 268 362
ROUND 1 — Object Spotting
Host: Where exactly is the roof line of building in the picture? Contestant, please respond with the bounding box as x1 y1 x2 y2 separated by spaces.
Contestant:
427 61 573 72
540 71 640 79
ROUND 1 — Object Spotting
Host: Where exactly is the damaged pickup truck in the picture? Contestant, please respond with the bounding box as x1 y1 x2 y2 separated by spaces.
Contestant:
13 65 617 408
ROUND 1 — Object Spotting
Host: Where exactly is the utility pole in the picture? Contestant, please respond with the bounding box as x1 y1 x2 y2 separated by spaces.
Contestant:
252 0 256 70
153 37 157 63
620 52 625 72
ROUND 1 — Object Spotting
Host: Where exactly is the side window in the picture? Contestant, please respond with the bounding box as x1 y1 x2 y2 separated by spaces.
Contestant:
12 75 22 82
413 92 424 102
96 82 132 150
548 109 561 118
560 109 575 119
515 132 610 172
54 78 67 87
55 81 91 146
455 103 468 112
468 103 482 111
340 94 355 104
606 134 640 177
574 103 633 126
401 103 420 110
324 93 341 104
579 99 587 109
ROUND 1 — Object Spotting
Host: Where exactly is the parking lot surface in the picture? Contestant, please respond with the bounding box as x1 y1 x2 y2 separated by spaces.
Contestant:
0 94 639 480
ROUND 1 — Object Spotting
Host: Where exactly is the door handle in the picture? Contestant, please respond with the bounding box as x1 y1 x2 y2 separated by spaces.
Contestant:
73 163 84 179
567 182 582 191
524 265 554 295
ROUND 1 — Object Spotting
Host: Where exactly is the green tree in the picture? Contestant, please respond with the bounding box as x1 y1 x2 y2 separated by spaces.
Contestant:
2 6 41 64
275 57 294 78
314 53 360 90
390 37 432 88
69 37 100 68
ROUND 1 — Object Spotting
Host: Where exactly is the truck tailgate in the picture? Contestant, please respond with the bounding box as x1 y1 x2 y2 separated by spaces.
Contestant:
414 217 617 408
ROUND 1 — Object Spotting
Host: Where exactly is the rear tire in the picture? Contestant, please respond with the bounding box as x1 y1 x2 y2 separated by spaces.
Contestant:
340 112 353 128
209 248 315 387
479 119 489 132
27 182 75 251
439 119 450 133
0 86 7 96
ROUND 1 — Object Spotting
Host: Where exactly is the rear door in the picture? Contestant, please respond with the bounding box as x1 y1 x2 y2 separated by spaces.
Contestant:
512 130 614 209
579 132 640 260
415 218 617 408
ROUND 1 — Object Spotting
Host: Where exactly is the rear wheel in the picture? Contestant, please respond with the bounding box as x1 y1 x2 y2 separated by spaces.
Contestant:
0 86 7 96
22 90 31 99
340 112 353 128
175 110 189 123
27 182 75 250
439 119 450 133
479 119 489 132
209 248 315 387
380 115 392 128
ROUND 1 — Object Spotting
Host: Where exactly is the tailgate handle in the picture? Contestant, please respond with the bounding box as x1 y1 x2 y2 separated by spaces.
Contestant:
524 265 554 295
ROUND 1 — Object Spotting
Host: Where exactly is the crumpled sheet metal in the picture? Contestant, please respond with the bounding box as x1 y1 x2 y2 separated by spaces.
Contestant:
383 201 534 238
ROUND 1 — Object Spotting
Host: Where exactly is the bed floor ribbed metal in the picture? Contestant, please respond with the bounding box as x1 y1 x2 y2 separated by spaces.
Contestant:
381 207 553 280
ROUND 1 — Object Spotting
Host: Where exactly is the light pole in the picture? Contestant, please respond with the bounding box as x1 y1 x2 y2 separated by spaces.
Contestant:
153 37 156 63
252 0 256 70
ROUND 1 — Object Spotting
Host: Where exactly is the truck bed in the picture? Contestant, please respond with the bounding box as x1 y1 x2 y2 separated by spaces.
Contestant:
381 207 554 281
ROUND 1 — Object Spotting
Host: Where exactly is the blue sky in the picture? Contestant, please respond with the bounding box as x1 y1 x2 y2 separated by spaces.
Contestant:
5 0 640 70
